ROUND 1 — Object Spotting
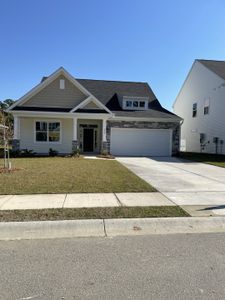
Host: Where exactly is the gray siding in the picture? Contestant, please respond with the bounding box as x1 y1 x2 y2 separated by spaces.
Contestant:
20 75 87 108
82 101 102 109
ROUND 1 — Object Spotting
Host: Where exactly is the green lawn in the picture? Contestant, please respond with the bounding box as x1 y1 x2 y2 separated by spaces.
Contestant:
0 206 189 222
179 152 225 168
0 157 155 194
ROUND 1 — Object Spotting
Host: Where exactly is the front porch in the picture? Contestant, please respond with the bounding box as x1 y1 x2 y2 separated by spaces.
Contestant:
12 115 109 155
72 117 108 154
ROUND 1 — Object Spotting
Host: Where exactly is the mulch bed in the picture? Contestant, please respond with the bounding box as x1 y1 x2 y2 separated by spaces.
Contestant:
0 167 23 173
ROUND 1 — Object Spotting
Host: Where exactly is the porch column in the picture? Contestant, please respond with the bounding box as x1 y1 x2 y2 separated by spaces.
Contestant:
13 116 20 139
12 116 20 151
102 119 107 142
102 119 108 153
72 117 78 152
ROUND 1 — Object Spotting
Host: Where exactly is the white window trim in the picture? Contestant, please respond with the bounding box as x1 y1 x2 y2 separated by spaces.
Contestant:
123 99 148 110
192 102 197 117
203 98 210 115
34 120 62 144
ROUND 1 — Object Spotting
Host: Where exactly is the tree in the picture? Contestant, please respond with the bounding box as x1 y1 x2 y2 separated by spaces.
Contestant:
0 99 15 169
0 99 15 142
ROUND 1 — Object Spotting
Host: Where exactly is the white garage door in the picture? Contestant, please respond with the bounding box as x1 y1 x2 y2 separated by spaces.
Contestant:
110 128 172 156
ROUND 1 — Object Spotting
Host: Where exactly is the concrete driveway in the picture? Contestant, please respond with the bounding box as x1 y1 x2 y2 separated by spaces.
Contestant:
117 157 225 216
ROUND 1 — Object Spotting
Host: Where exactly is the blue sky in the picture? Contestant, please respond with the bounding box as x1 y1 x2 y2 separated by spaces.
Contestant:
1 0 225 110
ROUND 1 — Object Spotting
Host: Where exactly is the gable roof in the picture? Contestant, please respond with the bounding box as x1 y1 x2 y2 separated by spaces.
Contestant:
9 67 181 121
198 59 225 80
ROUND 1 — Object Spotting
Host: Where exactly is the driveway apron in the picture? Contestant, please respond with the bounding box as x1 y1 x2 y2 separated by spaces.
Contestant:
117 157 225 216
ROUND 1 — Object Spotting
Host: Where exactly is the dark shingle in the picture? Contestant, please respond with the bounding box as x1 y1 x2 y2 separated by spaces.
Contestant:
77 78 157 105
76 78 181 120
198 59 225 80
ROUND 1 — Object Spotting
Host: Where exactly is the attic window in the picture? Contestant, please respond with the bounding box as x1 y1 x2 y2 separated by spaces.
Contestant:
60 79 65 89
124 99 147 110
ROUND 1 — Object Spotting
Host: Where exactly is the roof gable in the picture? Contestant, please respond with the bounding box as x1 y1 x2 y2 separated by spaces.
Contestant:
8 67 97 111
23 74 87 108
70 96 112 114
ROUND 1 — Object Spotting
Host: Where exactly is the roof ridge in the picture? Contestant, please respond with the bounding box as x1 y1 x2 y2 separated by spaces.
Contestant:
77 78 148 84
197 59 225 63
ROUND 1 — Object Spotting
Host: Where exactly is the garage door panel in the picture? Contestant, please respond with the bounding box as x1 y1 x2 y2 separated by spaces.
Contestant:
110 128 171 156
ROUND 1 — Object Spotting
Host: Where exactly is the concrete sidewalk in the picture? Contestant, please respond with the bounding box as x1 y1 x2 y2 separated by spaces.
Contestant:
0 192 174 210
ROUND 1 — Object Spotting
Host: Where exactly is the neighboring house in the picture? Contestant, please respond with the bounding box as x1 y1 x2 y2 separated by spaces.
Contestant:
173 59 225 155
8 67 181 156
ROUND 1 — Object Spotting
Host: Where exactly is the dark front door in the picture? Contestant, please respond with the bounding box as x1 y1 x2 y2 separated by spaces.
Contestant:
83 128 94 152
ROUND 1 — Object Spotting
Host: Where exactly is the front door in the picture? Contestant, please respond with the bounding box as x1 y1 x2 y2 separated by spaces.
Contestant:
83 128 94 152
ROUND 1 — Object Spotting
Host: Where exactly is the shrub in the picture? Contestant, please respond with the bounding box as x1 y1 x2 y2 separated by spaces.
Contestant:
0 148 36 158
72 147 80 157
49 148 58 157
19 149 36 157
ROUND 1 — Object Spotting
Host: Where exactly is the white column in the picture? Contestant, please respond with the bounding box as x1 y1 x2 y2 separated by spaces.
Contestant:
13 116 20 139
73 117 77 140
102 119 107 142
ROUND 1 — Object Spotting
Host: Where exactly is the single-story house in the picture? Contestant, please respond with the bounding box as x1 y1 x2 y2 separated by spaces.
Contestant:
8 67 181 156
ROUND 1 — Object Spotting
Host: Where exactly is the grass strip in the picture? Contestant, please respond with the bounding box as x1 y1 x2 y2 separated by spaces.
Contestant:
0 206 189 222
179 152 225 168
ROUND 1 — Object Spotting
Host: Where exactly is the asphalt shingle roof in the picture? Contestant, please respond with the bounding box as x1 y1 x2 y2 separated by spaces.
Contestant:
77 78 180 120
198 59 225 80
12 75 181 121
77 78 157 105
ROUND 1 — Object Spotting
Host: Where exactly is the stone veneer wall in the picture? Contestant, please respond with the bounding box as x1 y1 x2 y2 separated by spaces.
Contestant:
106 120 180 155
12 139 20 151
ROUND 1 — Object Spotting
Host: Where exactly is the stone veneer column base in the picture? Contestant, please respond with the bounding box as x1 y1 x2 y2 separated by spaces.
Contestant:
101 141 108 154
72 140 78 152
12 139 20 151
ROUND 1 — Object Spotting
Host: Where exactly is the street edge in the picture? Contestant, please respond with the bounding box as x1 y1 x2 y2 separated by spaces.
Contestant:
0 217 225 240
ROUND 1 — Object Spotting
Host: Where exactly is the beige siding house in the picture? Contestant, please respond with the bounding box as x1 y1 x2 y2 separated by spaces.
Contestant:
8 67 181 156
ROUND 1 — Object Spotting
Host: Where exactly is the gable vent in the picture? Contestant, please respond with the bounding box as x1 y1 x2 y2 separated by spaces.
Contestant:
60 79 65 89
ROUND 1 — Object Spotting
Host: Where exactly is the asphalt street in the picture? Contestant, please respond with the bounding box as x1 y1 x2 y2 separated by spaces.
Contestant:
0 233 225 300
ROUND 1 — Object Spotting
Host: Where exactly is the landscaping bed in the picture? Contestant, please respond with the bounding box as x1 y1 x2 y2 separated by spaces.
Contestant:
179 152 225 168
0 157 155 194
0 206 189 222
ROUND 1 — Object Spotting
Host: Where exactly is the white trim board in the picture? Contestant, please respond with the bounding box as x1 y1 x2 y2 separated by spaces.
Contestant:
70 96 112 115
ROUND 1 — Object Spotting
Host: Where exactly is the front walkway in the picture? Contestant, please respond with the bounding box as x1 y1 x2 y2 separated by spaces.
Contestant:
0 192 173 210
117 156 225 217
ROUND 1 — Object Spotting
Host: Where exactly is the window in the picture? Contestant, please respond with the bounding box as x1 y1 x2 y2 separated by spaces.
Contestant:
192 103 197 117
133 101 138 108
124 99 147 110
36 122 47 141
35 121 60 142
126 100 132 108
59 79 65 89
204 98 210 115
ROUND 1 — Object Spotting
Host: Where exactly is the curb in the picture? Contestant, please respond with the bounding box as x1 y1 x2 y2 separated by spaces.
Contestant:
0 219 105 240
0 217 225 241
